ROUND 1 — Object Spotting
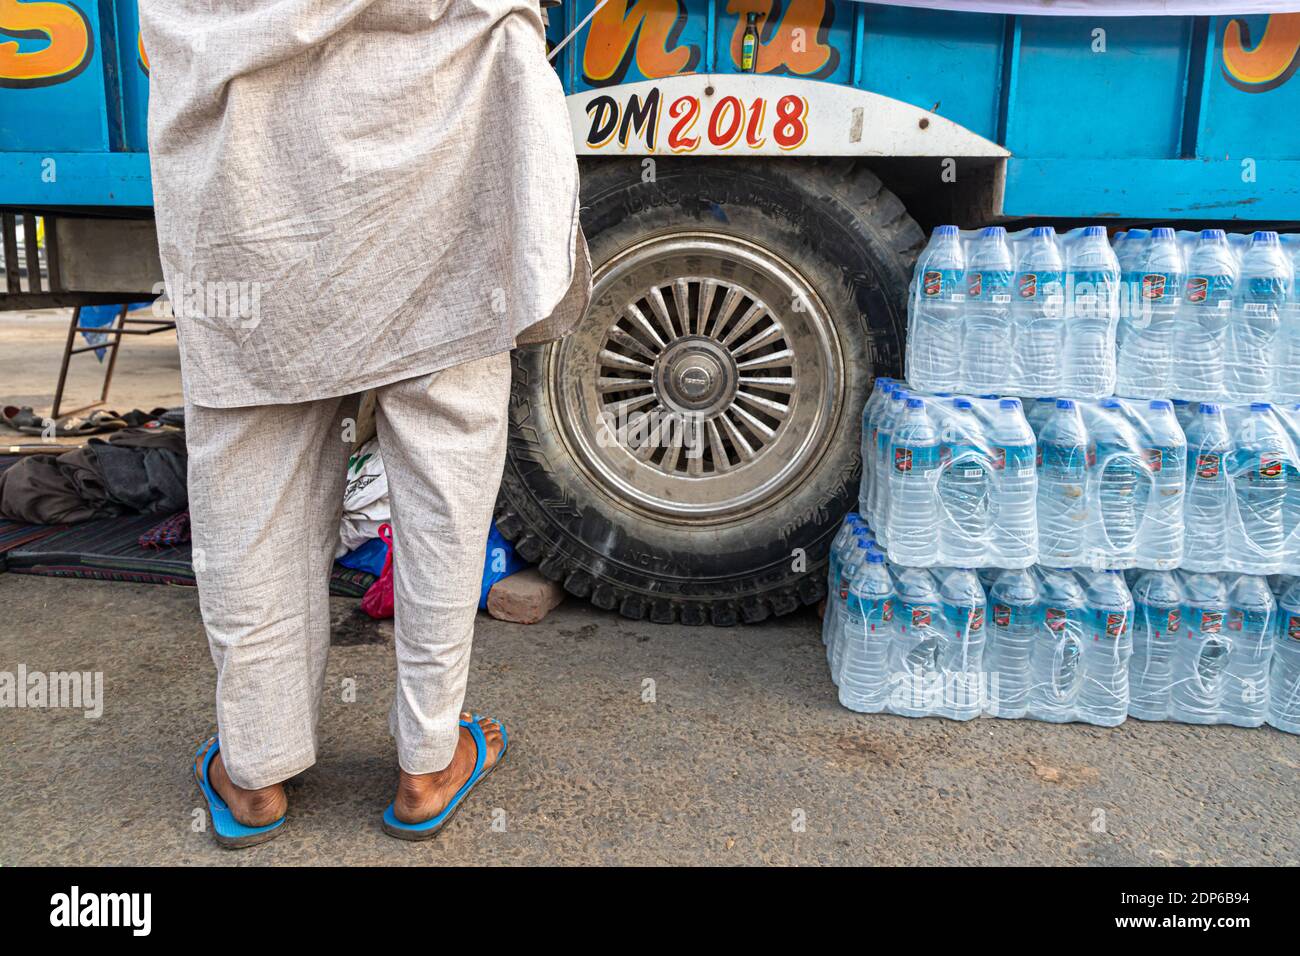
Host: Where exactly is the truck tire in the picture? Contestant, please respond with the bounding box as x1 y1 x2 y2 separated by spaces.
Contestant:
495 158 924 625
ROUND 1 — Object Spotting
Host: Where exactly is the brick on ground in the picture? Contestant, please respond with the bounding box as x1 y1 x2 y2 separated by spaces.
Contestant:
486 568 565 624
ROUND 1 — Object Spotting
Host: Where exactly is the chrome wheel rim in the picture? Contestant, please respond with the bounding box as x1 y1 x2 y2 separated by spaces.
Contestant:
550 232 843 524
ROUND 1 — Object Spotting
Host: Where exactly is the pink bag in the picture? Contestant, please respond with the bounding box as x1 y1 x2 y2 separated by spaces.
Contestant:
361 523 395 619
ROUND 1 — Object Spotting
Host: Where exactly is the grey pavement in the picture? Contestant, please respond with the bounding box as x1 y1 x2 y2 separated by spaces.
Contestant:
1 575 1296 865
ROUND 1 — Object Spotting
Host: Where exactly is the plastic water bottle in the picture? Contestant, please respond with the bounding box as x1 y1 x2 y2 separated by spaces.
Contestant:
1226 231 1292 402
873 387 908 537
838 549 895 712
1228 402 1288 574
1182 403 1231 571
910 225 965 391
1137 399 1186 569
1026 396 1057 438
984 567 1040 718
887 398 940 565
1037 399 1089 565
1028 567 1087 722
1286 405 1300 568
987 398 1037 565
1222 573 1275 727
1114 230 1144 351
1090 399 1150 565
935 567 987 720
963 226 1014 393
1062 225 1120 397
1171 572 1230 723
1013 226 1067 395
860 380 894 517
1174 229 1235 401
1281 243 1300 403
823 516 862 647
1128 570 1184 720
1117 227 1184 399
1269 577 1300 733
891 566 943 717
937 398 990 565
1078 569 1133 726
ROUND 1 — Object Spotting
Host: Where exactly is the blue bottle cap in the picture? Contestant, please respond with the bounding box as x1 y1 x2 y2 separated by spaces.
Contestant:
1100 398 1122 408
935 225 960 238
1029 225 1055 238
1251 402 1272 412
1055 399 1075 409
906 398 924 409
1149 399 1172 410
845 511 860 522
876 376 894 387
1083 225 1107 238
893 389 907 401
933 391 953 398
1152 227 1176 239
981 226 1007 238
1172 398 1189 406
867 550 885 564
953 397 973 409
1037 396 1057 404
1252 230 1279 244
1201 228 1226 240
999 398 1022 410
1198 402 1220 414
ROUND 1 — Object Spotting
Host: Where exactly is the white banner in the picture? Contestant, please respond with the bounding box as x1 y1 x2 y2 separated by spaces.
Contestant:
854 1 1300 15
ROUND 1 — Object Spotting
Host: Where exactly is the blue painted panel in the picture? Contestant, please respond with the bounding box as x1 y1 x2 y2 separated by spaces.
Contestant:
114 0 149 151
1198 14 1300 161
1004 158 1300 220
0 151 152 206
0 0 111 152
1006 16 1192 159
857 4 1004 142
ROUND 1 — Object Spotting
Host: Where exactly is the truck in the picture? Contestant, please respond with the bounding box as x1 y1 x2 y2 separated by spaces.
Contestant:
2 1 1299 624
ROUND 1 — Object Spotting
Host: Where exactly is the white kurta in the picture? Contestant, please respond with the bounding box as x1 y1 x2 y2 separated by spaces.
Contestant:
140 0 590 408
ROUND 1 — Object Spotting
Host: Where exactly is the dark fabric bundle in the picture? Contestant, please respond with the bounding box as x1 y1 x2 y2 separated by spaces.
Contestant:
0 428 188 525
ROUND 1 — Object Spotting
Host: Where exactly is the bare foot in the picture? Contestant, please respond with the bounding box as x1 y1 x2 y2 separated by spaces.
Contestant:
392 713 505 825
208 750 287 827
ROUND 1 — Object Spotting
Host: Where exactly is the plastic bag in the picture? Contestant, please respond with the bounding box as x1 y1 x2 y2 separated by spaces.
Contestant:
360 523 394 619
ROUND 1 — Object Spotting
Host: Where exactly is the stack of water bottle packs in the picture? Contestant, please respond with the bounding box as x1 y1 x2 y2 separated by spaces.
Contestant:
824 515 1300 733
863 378 1300 576
906 222 1300 404
863 384 1183 570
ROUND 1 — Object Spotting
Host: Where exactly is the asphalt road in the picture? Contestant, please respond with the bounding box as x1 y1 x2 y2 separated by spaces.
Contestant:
1 575 1296 865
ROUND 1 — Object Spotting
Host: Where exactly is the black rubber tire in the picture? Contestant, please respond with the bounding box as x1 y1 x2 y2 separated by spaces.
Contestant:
495 158 924 625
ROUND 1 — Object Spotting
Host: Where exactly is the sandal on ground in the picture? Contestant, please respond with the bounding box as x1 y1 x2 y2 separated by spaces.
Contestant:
381 715 509 841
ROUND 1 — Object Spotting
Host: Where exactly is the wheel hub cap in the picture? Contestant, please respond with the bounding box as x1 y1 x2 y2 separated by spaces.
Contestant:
549 232 843 524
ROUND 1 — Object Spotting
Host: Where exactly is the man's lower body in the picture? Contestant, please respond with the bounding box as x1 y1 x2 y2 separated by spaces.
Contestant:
185 350 512 836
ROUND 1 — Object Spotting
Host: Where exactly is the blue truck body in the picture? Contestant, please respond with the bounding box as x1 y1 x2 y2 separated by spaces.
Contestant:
2 2 1300 219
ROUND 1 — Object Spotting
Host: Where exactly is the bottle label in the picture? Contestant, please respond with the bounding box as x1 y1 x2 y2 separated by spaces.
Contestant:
1198 609 1224 634
1186 274 1233 307
1096 609 1130 640
993 602 1034 628
922 268 963 299
1018 270 1064 302
1228 608 1270 632
1143 445 1182 474
1041 441 1086 472
993 443 1034 472
1193 452 1222 480
1288 614 1300 641
1138 603 1180 635
900 602 933 631
1142 272 1182 302
1045 606 1069 633
895 444 939 473
944 603 985 638
968 269 1012 303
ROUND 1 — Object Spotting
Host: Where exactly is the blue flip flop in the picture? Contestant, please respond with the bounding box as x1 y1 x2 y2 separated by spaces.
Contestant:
381 715 509 841
192 736 286 849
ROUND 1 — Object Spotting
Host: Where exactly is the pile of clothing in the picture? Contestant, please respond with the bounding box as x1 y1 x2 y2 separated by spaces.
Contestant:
0 427 187 524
